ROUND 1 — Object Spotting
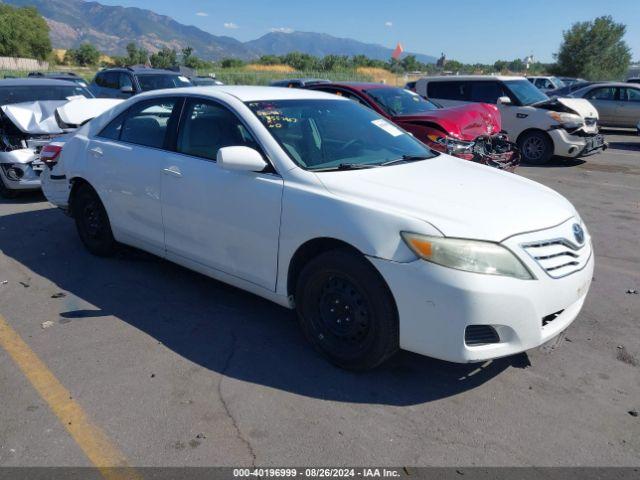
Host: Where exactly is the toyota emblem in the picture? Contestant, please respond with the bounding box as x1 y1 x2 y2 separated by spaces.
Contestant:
573 223 585 244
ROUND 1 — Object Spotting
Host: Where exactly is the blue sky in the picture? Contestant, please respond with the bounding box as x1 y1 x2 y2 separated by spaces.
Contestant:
98 0 640 63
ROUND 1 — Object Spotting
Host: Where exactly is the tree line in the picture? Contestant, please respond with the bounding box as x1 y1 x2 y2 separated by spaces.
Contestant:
0 3 633 81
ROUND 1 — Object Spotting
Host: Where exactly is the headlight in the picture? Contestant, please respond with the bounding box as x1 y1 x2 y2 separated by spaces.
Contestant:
548 111 584 129
401 232 533 279
426 134 474 156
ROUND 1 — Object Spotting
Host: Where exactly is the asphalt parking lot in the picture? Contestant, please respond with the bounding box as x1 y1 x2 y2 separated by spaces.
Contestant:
0 131 638 468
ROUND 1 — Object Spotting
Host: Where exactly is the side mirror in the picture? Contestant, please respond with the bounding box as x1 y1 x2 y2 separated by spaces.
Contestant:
120 85 134 95
497 96 512 106
217 146 268 172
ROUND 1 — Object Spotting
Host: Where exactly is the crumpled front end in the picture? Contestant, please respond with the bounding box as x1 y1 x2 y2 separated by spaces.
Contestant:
0 129 51 195
425 133 520 172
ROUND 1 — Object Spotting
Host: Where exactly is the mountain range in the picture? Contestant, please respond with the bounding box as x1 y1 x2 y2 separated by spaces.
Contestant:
2 0 436 63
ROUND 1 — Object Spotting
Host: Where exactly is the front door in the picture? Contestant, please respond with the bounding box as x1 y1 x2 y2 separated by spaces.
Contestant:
161 98 284 290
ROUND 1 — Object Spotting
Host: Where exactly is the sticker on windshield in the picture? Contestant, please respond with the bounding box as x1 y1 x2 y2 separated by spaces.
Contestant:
371 119 403 137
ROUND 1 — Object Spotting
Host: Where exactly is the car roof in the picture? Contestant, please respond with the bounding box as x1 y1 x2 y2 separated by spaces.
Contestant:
0 78 82 87
135 85 346 102
579 82 637 88
99 67 182 75
310 82 395 92
419 75 524 82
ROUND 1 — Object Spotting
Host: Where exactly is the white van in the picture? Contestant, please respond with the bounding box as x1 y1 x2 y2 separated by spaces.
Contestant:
416 76 606 164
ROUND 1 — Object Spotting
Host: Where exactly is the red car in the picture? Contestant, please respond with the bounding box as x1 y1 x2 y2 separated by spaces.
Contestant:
305 82 519 171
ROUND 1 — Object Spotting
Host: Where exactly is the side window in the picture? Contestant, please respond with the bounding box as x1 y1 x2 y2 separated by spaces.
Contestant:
427 81 468 101
534 78 545 88
469 82 502 103
94 73 105 87
177 100 258 160
98 110 128 140
101 72 119 89
119 73 133 89
585 87 616 101
120 98 178 149
622 88 640 102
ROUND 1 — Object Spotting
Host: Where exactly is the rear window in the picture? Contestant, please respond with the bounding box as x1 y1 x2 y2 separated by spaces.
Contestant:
427 81 468 101
0 85 93 105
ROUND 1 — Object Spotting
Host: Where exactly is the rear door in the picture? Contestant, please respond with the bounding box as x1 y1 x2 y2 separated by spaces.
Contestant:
618 87 640 127
161 97 284 290
426 80 469 107
87 97 181 254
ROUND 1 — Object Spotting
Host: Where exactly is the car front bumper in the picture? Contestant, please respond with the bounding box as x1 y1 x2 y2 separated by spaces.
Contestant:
368 218 594 363
548 129 606 158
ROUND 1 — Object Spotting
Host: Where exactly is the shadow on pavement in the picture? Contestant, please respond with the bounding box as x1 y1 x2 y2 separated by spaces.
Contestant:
0 206 527 406
521 157 586 168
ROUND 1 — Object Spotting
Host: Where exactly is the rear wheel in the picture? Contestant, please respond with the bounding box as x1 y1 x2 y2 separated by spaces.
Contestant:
72 183 117 256
295 249 399 370
0 178 19 199
518 130 553 165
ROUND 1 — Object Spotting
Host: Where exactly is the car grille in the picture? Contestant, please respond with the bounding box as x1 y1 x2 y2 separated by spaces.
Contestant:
521 237 591 279
465 325 500 346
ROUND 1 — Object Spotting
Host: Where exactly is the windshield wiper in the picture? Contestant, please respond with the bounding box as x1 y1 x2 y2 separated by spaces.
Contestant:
380 154 432 166
312 163 381 172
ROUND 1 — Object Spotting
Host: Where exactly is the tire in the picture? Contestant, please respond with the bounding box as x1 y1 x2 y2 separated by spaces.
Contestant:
72 183 117 256
295 249 399 371
0 177 19 199
518 130 553 165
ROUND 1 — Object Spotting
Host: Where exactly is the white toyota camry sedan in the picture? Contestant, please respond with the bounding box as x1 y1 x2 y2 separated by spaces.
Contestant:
41 86 594 370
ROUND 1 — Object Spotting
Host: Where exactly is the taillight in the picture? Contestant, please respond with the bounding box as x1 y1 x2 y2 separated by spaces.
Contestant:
40 144 62 168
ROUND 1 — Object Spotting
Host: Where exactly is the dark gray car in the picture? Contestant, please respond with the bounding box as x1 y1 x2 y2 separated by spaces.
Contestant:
571 82 640 128
89 67 192 98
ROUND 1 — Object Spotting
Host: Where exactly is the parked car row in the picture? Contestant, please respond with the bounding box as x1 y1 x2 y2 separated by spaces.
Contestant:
39 85 594 370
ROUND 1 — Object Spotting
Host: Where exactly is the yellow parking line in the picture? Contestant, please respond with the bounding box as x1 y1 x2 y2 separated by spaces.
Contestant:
0 314 141 480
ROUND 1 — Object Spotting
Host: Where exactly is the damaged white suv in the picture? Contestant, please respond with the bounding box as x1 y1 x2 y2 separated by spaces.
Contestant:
0 78 120 198
42 86 594 370
416 76 606 164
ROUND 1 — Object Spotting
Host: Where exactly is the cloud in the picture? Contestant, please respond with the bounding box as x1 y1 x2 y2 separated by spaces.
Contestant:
270 27 294 34
195 12 208 17
385 21 393 27
224 22 239 29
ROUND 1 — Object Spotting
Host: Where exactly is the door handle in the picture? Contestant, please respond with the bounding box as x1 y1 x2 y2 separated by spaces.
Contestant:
162 166 182 178
90 147 103 157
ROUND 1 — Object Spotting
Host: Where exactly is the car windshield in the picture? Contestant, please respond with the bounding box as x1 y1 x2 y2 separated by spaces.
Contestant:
504 80 549 105
0 85 93 105
247 99 436 171
364 87 439 116
137 74 192 91
550 77 566 88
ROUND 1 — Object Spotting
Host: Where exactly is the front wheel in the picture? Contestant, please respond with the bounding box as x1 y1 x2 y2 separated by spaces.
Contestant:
72 183 117 256
518 131 554 165
295 249 399 370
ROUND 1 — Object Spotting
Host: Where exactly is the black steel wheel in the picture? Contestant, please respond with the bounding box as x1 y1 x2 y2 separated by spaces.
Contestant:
72 183 117 256
295 249 399 370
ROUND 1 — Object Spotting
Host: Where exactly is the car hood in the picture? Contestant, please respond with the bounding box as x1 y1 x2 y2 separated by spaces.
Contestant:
538 97 599 119
1 98 122 134
315 155 576 242
393 103 502 141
